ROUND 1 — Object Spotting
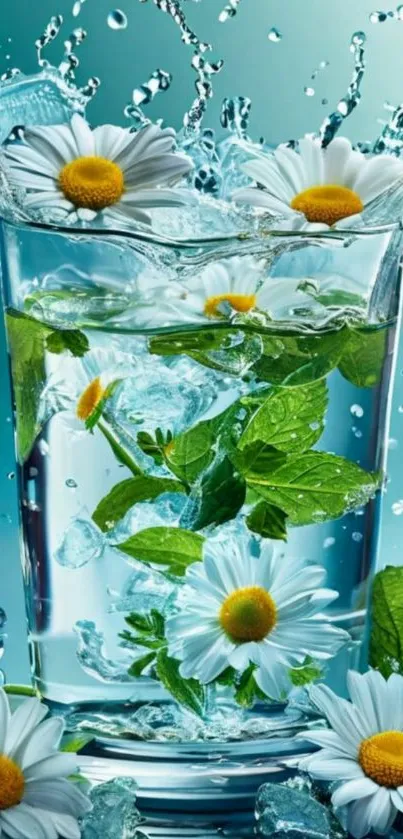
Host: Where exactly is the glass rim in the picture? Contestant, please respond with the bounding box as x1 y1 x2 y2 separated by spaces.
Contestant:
1 215 402 250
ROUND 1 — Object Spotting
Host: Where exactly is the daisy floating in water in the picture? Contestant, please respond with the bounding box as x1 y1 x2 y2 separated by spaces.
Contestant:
165 532 348 700
0 688 90 839
233 136 403 231
4 115 193 224
133 255 318 326
299 670 403 838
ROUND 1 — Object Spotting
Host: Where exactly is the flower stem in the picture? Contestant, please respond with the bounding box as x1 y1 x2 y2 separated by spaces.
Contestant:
98 418 144 476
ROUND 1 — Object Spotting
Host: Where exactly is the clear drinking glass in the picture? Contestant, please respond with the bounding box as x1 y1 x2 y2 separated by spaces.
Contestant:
0 214 401 811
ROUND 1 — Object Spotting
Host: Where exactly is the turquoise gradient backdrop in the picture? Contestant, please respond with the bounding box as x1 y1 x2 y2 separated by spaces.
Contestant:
1 0 403 683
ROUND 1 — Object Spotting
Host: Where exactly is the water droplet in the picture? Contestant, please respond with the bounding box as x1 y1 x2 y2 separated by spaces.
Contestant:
388 438 398 450
351 31 366 46
399 405 403 413
29 467 38 478
321 98 329 106
5 417 11 424
350 404 364 418
392 500 403 515
304 87 315 97
352 532 363 542
397 4 403 19
38 440 49 456
0 608 6 629
107 9 128 29
268 27 282 42
352 427 363 439
65 478 78 488
324 537 336 548
369 10 389 23
0 514 12 525
7 472 15 480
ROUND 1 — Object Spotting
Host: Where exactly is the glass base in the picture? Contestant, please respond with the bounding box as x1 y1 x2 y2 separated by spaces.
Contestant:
56 700 315 813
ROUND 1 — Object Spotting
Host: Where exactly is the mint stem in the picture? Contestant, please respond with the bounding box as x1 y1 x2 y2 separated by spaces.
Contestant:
98 418 143 476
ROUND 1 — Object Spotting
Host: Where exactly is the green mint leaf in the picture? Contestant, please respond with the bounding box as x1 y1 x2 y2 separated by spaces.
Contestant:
338 328 387 388
128 651 157 677
6 311 50 462
246 450 381 525
137 428 173 466
97 421 143 476
239 380 328 454
46 329 89 358
150 328 262 376
124 610 165 637
246 500 288 541
254 329 349 386
369 566 403 678
165 421 216 484
115 527 204 577
190 456 246 530
234 664 268 708
289 657 323 687
155 648 206 717
92 476 185 532
215 667 237 687
234 442 287 476
60 733 94 753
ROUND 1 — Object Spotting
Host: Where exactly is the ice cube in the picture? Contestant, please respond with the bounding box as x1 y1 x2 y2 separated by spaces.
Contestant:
74 620 133 682
255 782 332 839
54 518 104 569
0 68 84 143
107 492 191 544
81 778 142 839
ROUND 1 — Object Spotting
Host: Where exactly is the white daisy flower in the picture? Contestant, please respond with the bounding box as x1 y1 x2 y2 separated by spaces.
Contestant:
299 670 403 838
233 136 403 231
132 255 300 326
165 532 349 700
4 115 193 225
0 689 90 839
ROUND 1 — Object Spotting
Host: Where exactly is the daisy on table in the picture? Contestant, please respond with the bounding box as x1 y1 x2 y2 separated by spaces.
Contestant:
3 114 193 225
132 254 317 326
233 135 403 231
299 670 403 837
165 531 349 701
0 688 90 839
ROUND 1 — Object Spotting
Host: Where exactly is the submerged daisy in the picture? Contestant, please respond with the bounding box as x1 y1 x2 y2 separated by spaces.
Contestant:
299 670 403 838
166 532 348 700
0 689 90 839
233 136 403 231
4 115 193 225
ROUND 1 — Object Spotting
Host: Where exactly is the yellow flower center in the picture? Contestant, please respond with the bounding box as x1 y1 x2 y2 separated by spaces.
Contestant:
359 731 403 787
290 184 364 226
219 585 277 642
204 293 257 318
58 156 125 211
0 755 25 810
76 376 105 421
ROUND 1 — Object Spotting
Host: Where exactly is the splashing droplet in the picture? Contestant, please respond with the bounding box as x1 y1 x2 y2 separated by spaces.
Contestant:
320 32 366 146
66 478 78 488
350 404 364 418
323 537 336 548
221 96 251 139
7 472 15 480
304 86 315 97
352 532 363 542
218 0 241 23
107 9 128 29
125 68 172 127
392 499 403 515
369 10 389 22
35 15 64 69
268 27 282 42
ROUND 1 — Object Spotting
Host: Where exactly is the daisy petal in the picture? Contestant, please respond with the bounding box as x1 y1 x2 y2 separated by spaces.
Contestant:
18 717 64 770
5 699 48 758
331 776 379 808
24 779 92 818
24 752 77 782
0 689 11 753
70 114 95 157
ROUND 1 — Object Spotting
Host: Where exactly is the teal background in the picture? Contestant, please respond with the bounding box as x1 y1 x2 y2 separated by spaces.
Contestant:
1 0 403 684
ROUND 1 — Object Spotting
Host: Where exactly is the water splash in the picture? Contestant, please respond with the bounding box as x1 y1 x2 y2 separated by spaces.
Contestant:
35 15 64 69
373 101 403 155
72 0 87 16
139 0 223 134
319 31 366 147
124 68 172 128
107 9 128 29
221 96 251 140
58 27 87 81
369 9 393 21
267 27 282 42
218 0 242 23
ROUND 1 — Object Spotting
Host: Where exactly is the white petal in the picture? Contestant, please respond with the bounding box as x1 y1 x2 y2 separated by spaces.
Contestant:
116 123 176 167
121 187 192 208
324 137 354 184
302 753 364 781
24 752 77 782
241 158 294 201
5 144 59 178
233 186 293 215
19 717 64 770
24 779 91 818
6 699 48 758
354 157 403 205
70 114 95 157
0 689 11 753
123 154 192 189
273 146 306 194
347 669 391 734
93 124 132 160
179 631 233 683
387 673 403 730
0 803 50 839
24 191 73 211
364 786 396 835
331 777 379 808
309 683 367 746
347 795 375 839
300 729 357 759
24 124 80 165
8 170 58 191
298 137 324 187
47 812 81 839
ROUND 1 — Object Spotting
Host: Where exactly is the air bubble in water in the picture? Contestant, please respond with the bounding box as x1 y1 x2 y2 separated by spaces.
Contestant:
322 98 329 105
388 438 398 450
350 404 364 418
352 532 363 542
398 405 403 413
369 10 388 22
304 87 315 97
7 472 15 480
268 27 282 42
351 31 366 46
392 500 403 515
397 4 403 19
324 537 336 548
218 0 241 23
107 9 128 30
66 478 78 488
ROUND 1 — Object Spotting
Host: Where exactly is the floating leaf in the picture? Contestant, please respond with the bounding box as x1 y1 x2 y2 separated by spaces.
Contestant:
246 500 288 541
234 664 268 708
239 380 328 454
165 421 216 485
115 527 204 576
155 648 206 716
254 329 349 386
6 312 49 462
150 327 262 375
46 329 89 358
369 566 403 678
289 657 323 687
189 456 246 530
60 733 94 753
92 476 185 532
246 450 380 526
338 328 387 388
